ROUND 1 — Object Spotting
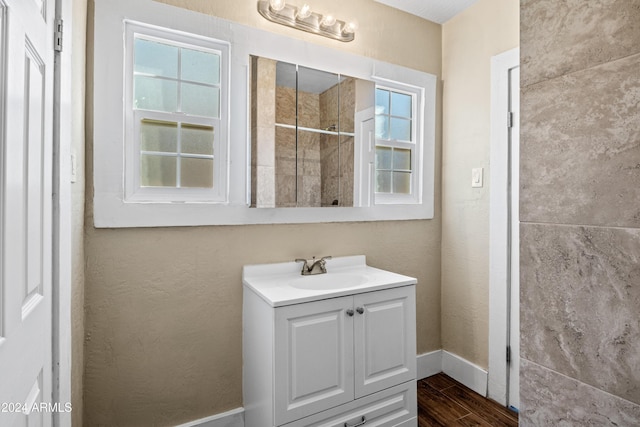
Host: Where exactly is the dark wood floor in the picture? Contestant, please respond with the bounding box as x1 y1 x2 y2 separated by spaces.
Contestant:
418 373 518 426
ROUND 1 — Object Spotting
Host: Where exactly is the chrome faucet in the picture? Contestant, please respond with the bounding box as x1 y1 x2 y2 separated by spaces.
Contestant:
294 256 332 275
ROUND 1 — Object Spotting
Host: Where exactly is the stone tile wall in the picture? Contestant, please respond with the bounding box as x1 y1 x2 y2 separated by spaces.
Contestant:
520 0 640 424
250 56 276 208
275 86 321 207
319 78 356 207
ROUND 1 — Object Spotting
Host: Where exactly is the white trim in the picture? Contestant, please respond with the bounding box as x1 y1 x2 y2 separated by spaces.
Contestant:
488 47 519 406
416 350 442 380
441 350 488 397
0 0 7 340
93 0 436 227
371 81 423 205
353 107 375 208
174 407 244 427
53 0 73 424
123 22 229 203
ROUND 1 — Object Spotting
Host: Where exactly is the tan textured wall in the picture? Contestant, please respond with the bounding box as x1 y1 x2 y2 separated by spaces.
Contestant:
440 0 519 368
156 0 441 74
84 1 442 425
71 0 87 425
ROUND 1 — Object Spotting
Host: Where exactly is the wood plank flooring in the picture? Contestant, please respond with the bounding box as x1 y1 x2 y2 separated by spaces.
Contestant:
418 373 518 426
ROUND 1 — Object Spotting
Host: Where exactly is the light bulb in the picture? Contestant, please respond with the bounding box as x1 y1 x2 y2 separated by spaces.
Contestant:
343 21 358 34
321 14 336 27
269 0 286 12
297 4 312 19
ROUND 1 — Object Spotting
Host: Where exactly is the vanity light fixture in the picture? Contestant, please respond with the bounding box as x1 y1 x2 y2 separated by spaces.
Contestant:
296 4 312 19
257 0 356 42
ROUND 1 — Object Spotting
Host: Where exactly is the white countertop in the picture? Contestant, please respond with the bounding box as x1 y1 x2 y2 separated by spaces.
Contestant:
242 255 417 307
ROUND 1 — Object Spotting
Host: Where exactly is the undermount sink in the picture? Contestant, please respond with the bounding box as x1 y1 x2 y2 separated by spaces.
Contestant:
288 273 367 290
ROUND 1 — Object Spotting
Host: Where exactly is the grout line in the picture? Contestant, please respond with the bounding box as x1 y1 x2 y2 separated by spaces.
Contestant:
520 221 640 232
523 359 640 408
521 50 640 89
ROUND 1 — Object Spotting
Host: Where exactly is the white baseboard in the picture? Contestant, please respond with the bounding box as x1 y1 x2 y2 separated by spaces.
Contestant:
441 350 488 396
416 350 442 380
176 351 487 427
175 408 244 427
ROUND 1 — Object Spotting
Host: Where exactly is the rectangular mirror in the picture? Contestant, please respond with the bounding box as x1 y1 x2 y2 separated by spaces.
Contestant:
250 55 375 208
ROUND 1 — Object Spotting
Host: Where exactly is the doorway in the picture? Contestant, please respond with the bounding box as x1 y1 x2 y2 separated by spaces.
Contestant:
488 47 519 410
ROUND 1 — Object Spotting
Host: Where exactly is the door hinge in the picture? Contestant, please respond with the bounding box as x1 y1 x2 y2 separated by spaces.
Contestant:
506 346 511 364
54 19 63 52
507 111 514 129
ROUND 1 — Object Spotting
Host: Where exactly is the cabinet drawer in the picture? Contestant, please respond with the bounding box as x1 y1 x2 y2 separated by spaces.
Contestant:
282 381 416 427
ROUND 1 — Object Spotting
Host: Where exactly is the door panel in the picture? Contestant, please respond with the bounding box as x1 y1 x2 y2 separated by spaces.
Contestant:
274 296 355 425
24 39 46 311
0 0 54 425
354 286 416 399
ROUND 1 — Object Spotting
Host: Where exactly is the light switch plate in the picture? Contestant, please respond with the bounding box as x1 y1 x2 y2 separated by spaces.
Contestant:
472 167 483 188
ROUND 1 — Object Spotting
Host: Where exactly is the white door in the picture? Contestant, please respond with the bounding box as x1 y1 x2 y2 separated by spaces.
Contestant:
274 296 355 425
354 107 375 207
353 286 416 399
507 65 520 411
0 0 55 425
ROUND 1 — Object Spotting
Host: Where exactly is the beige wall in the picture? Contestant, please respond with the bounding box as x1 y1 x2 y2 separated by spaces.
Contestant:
157 0 441 74
83 1 442 425
440 0 519 368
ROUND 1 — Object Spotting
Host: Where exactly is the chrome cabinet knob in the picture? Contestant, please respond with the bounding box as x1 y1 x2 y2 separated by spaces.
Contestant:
356 307 364 315
346 309 354 317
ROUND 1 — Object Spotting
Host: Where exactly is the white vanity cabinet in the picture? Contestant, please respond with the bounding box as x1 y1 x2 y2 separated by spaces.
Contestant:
243 256 417 427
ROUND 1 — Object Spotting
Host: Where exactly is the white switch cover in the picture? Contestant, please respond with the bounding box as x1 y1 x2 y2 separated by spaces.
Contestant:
472 168 483 188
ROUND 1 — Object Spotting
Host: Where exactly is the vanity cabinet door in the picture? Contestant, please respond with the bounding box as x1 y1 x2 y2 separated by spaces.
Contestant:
274 296 355 425
353 286 416 399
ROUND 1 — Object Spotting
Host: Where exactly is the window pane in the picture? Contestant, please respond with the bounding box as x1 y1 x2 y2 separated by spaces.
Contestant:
181 124 214 155
181 83 219 117
376 146 392 170
182 48 220 85
376 170 391 193
393 171 411 194
134 76 178 112
391 92 412 118
393 148 411 170
375 115 389 139
134 38 178 78
390 117 411 141
140 120 177 153
141 154 177 187
375 88 389 115
181 157 213 188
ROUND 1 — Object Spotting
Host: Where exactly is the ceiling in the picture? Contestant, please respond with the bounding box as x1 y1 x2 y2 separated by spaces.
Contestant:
373 0 479 24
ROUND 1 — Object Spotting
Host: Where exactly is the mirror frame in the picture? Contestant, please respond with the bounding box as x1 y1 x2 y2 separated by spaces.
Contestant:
93 0 436 227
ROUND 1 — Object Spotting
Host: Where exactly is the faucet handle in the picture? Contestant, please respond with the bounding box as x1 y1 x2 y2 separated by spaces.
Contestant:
320 256 332 261
295 258 311 275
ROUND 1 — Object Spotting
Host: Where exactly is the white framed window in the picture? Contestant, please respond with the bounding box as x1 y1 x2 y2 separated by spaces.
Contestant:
123 22 229 203
373 81 423 205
